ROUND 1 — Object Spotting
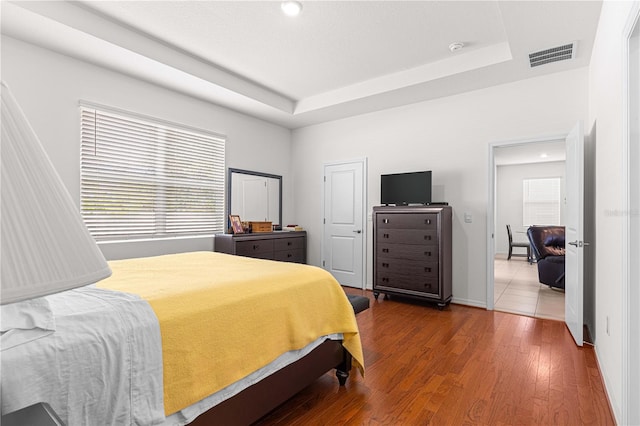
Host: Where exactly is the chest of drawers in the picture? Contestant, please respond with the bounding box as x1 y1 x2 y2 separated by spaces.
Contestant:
214 231 307 264
373 205 452 308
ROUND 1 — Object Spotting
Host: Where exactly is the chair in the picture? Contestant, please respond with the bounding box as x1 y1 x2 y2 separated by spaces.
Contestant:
507 224 531 261
526 226 566 289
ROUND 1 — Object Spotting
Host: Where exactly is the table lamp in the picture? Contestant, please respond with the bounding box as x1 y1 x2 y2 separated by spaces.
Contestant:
1 82 111 305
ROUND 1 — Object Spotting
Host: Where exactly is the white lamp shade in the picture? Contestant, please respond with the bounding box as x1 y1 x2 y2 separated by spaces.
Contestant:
1 82 111 305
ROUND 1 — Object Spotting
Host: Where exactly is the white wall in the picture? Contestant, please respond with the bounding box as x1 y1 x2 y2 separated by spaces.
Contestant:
588 1 639 422
1 36 292 260
292 68 588 307
495 161 566 254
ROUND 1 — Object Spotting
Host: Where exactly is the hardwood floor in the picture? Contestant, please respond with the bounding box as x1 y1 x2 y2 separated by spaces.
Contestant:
256 289 614 425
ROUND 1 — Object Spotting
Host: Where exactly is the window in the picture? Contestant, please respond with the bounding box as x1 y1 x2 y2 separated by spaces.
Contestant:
80 105 225 241
522 177 561 226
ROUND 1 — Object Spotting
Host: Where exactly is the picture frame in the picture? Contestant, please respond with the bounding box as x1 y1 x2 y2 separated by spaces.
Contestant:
229 214 244 234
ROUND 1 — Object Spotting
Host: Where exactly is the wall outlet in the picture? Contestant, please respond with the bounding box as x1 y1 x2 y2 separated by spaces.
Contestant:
464 212 473 223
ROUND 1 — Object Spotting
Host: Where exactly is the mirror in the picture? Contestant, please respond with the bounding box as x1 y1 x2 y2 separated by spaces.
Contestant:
228 168 282 231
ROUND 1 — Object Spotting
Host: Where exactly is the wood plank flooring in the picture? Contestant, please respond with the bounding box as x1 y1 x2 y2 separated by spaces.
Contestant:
256 289 614 425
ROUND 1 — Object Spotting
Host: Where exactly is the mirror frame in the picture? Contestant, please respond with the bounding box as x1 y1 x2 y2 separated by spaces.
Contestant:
227 168 283 232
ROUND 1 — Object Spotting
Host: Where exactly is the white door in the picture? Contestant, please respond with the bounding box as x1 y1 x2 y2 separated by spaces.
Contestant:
565 122 585 346
323 161 366 288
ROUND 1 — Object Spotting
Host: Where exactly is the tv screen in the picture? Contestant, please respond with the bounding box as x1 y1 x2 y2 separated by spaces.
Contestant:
381 171 432 205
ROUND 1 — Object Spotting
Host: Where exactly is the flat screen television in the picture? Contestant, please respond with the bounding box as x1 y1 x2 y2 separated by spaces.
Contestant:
381 171 432 206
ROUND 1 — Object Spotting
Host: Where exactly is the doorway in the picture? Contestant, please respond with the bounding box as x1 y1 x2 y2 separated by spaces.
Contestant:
322 159 367 289
489 139 567 320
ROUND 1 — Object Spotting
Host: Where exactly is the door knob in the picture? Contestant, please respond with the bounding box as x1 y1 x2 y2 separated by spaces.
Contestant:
353 230 362 234
568 241 590 247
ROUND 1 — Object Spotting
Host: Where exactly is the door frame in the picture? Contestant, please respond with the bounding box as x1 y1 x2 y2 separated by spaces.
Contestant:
622 3 640 424
321 158 368 290
486 134 566 310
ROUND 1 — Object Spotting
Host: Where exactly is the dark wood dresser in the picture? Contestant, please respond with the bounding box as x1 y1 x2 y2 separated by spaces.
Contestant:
214 231 307 264
373 205 452 308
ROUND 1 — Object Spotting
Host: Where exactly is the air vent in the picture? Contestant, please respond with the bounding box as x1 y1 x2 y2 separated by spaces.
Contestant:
529 42 576 68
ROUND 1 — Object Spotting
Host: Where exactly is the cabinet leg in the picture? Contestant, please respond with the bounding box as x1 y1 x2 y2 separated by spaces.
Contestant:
373 292 380 300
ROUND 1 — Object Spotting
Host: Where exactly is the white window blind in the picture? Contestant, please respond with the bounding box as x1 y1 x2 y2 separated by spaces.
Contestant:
523 177 561 226
80 105 225 241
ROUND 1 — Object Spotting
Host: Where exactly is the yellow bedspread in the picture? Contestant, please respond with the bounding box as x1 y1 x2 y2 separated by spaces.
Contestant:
97 251 364 415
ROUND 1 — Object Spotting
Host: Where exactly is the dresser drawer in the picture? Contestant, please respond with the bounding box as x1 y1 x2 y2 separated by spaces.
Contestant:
273 248 305 263
376 213 438 230
273 237 305 251
235 239 274 256
377 229 437 245
376 259 438 280
376 275 440 297
377 243 439 261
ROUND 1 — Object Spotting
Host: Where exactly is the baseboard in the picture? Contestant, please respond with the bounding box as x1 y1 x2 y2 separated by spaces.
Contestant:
594 343 621 424
451 297 486 309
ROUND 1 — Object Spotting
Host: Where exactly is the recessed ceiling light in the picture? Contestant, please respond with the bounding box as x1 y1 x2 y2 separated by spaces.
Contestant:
449 42 464 53
281 1 302 17
540 153 549 158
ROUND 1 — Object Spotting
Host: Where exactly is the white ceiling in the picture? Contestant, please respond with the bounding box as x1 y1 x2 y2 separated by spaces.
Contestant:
2 1 602 129
494 139 566 166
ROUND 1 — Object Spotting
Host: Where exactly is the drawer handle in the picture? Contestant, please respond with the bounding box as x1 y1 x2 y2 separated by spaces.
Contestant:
382 248 389 253
382 262 389 268
383 219 390 224
424 283 432 289
382 277 389 283
424 251 432 257
287 241 292 246
287 253 292 258
425 219 431 224
425 267 432 273
424 235 431 240
253 244 259 250
383 233 390 238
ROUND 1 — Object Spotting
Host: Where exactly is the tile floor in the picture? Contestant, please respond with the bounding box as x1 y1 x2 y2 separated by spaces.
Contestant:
494 254 565 321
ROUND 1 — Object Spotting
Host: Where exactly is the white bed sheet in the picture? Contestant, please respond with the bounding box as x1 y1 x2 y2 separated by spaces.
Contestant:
1 285 341 425
1 285 164 425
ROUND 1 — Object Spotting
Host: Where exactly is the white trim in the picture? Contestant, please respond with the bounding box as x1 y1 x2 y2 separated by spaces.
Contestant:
321 158 368 290
487 134 567 311
621 4 640 425
451 297 486 309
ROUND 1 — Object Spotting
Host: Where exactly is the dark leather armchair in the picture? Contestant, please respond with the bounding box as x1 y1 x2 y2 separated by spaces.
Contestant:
526 226 566 289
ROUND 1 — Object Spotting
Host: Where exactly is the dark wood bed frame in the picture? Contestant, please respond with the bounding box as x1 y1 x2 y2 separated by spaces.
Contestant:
189 340 352 425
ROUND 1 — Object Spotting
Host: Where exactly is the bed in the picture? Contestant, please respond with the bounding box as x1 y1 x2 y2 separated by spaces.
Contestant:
0 251 364 425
